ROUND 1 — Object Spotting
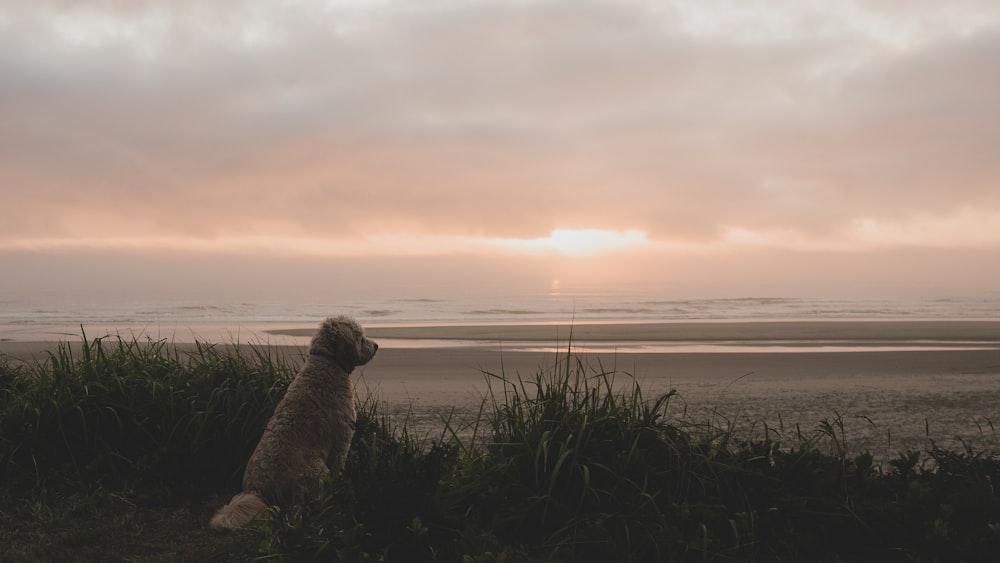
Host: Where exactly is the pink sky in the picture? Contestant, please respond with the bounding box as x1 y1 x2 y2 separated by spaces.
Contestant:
2 1 999 301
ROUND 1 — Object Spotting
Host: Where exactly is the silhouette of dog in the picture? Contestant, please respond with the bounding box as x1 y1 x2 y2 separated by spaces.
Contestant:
210 316 378 530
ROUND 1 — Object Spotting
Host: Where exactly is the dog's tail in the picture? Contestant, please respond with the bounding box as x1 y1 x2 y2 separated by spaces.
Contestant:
209 492 268 531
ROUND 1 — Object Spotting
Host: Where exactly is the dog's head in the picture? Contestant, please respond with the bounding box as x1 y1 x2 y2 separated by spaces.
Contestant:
309 315 378 371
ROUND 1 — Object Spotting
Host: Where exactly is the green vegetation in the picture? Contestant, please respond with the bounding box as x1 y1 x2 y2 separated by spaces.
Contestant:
2 335 1000 562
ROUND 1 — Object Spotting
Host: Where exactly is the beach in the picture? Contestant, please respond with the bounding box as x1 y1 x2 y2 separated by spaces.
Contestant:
3 320 1000 457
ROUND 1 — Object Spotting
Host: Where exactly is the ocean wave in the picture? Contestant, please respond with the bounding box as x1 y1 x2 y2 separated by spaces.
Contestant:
581 308 658 315
364 309 400 317
3 296 999 337
462 309 545 316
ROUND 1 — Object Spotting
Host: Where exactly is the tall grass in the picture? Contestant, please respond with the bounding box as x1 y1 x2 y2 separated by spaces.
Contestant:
464 353 687 560
0 332 293 494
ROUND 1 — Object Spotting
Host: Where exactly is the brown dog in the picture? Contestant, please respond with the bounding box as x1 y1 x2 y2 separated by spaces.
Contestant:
210 316 378 530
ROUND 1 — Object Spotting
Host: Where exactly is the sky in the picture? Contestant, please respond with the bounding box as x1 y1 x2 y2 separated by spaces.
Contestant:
2 0 1000 303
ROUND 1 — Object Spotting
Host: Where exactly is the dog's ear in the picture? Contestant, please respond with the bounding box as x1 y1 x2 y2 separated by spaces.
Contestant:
337 318 365 363
336 317 377 366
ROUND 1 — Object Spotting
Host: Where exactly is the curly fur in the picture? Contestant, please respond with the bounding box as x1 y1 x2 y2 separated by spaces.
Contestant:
210 316 378 530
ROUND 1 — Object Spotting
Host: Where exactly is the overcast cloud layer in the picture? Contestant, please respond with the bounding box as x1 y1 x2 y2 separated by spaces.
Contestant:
2 1 999 265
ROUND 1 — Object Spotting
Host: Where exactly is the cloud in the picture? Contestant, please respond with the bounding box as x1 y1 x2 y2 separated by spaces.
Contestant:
1 0 999 254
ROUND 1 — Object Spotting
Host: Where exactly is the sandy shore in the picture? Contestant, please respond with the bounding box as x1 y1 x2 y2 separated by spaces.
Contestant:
4 321 1000 455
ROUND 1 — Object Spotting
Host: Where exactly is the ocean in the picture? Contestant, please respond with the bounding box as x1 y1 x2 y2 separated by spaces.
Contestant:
2 293 1000 343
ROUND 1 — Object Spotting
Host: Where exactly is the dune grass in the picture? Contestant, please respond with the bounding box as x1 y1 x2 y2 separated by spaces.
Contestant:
0 332 292 495
2 334 1000 561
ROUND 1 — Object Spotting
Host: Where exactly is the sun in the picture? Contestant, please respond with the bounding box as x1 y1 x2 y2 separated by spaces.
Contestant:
494 229 645 256
539 229 643 255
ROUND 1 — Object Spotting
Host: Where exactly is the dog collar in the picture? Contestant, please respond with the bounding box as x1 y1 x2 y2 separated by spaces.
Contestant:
309 351 353 372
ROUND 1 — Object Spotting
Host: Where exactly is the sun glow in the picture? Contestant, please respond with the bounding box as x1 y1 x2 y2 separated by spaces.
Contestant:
493 229 651 256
